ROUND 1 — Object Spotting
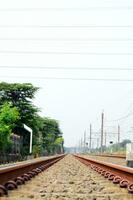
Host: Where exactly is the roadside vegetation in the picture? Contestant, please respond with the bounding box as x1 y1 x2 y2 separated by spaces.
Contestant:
90 139 131 154
102 139 131 154
0 82 64 162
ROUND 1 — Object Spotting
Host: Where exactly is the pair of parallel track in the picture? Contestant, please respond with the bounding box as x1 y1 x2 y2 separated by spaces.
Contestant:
0 154 132 196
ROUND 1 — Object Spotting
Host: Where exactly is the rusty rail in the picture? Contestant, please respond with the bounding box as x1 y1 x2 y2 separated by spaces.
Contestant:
74 154 133 193
0 154 65 196
93 154 126 159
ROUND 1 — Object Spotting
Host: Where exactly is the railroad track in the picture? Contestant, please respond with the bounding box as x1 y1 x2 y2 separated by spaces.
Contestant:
82 154 127 167
0 154 132 199
0 154 65 197
74 154 133 193
93 154 126 159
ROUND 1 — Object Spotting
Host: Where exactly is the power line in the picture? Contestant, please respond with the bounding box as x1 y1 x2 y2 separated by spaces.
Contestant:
107 109 133 122
1 76 133 82
0 38 132 41
0 25 132 28
0 51 132 55
107 112 133 122
1 66 133 71
0 7 132 11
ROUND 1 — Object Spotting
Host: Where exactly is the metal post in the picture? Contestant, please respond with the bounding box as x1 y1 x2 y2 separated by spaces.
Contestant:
118 125 120 143
89 124 92 152
101 112 104 153
24 124 33 154
105 131 106 147
84 131 86 153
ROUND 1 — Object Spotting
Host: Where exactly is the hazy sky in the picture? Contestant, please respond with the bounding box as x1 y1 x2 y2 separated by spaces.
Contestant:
0 0 133 147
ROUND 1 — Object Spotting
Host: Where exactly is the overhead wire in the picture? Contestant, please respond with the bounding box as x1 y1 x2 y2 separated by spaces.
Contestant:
0 38 132 41
0 7 132 11
107 110 133 122
0 4 133 140
0 51 132 55
1 76 133 82
1 66 133 71
0 25 132 28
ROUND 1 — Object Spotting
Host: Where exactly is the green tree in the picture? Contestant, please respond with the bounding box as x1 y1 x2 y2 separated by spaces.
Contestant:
0 103 19 152
41 117 63 154
0 82 64 156
0 82 39 125
0 82 40 154
54 137 64 153
32 144 41 158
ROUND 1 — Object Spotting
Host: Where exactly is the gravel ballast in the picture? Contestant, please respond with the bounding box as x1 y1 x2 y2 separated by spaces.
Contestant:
1 155 133 200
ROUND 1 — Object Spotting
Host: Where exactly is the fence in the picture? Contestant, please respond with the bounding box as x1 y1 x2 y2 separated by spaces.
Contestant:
0 154 27 165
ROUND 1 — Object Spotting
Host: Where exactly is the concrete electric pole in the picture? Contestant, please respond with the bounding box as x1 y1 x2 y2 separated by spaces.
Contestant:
89 124 92 152
101 112 104 153
118 125 120 143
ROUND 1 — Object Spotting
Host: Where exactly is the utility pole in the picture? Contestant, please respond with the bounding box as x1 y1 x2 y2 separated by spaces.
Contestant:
97 138 99 149
84 131 86 153
81 137 83 152
79 140 81 152
101 112 104 153
118 125 120 143
89 124 92 153
105 131 106 147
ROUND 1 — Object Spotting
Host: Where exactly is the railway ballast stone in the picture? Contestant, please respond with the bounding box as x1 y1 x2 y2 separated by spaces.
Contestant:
0 155 133 200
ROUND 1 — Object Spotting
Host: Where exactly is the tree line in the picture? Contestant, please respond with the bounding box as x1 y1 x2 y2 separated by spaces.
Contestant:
0 82 64 159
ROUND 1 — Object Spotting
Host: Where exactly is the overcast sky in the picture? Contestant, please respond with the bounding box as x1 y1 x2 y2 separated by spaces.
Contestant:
0 0 133 147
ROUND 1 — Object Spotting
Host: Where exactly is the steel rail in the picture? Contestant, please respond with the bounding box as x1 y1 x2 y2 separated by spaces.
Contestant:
0 154 65 196
92 154 126 159
74 155 133 193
